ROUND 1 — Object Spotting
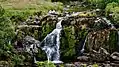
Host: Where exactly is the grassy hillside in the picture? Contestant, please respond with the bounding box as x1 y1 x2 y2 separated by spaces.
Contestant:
0 0 63 10
0 0 63 21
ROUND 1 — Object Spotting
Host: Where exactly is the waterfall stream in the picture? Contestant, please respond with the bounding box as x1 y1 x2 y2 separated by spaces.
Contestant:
102 17 115 29
40 18 63 63
80 34 88 55
79 17 115 56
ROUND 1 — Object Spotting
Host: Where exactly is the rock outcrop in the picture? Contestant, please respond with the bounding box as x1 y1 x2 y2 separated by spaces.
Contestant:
15 11 118 63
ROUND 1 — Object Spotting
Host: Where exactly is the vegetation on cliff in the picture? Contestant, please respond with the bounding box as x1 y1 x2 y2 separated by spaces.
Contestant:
1 0 119 66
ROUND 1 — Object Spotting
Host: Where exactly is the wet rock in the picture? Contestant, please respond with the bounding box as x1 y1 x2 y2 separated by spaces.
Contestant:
23 36 43 63
24 36 40 43
99 47 110 55
74 62 80 67
87 29 112 53
110 52 119 61
105 61 110 64
0 61 12 67
23 36 40 53
77 56 89 62
75 62 88 67
48 10 59 15
110 63 119 67
102 64 111 67
64 63 75 67
88 47 110 62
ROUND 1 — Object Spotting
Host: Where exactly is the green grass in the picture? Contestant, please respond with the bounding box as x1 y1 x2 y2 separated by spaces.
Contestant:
1 0 63 9
0 0 63 21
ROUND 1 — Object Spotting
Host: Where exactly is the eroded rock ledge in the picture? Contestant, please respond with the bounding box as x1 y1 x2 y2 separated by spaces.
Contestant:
14 11 119 66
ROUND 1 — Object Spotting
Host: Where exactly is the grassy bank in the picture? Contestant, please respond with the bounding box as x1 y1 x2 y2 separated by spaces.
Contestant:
0 0 63 21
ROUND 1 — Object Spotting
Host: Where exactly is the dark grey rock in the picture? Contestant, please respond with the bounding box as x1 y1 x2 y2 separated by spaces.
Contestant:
64 63 75 67
111 52 119 61
77 56 89 62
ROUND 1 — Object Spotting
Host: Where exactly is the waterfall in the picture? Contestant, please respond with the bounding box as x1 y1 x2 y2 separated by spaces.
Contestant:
102 17 115 29
79 33 88 56
40 19 63 63
80 35 88 55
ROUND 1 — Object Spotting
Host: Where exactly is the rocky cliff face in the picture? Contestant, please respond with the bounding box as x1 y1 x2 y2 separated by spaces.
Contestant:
15 12 118 63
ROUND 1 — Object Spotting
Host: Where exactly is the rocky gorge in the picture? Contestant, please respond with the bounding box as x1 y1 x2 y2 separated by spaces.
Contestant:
1 0 119 67
12 10 119 67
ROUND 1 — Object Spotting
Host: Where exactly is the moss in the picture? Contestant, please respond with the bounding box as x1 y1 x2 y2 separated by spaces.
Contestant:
80 64 87 67
67 6 89 12
40 19 57 40
78 12 96 17
34 30 39 39
61 26 76 61
42 23 53 38
17 27 40 42
36 61 56 67
109 30 118 53
0 12 15 46
36 48 47 61
92 64 98 67
35 19 57 60
0 61 13 67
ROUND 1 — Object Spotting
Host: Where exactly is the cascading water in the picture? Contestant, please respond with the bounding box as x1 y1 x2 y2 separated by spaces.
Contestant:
78 33 88 56
40 18 63 63
79 17 110 55
80 34 88 55
102 17 115 29
79 17 115 56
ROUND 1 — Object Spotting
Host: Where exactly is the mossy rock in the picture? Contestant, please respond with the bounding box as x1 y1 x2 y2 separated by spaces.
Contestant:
15 15 119 62
60 26 76 61
0 61 13 67
86 29 118 53
40 16 57 41
108 30 118 53
17 26 40 40
36 48 47 61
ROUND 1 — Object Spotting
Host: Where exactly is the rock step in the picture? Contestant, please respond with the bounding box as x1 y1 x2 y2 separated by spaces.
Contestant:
110 63 119 66
111 61 119 63
77 56 89 62
17 25 42 28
